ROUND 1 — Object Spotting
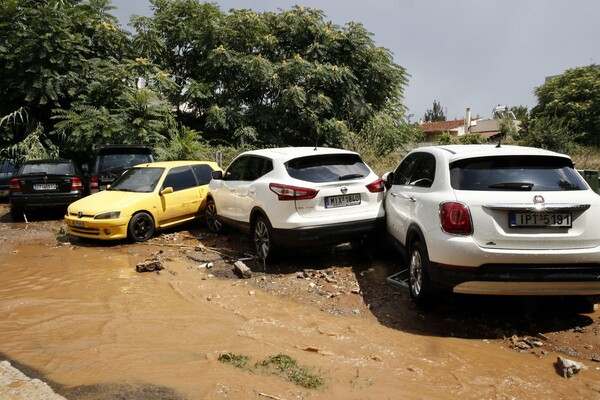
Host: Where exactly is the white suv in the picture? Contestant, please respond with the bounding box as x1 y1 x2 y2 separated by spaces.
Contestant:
206 147 385 261
383 144 600 307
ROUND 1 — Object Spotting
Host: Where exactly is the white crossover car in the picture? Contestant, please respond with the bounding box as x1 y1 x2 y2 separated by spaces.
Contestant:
206 147 386 261
383 144 600 307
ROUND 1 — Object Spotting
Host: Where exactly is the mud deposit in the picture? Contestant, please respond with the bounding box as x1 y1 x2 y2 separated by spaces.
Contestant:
0 204 599 399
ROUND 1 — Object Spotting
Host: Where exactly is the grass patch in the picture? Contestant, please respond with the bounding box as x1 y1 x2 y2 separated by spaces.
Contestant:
256 354 325 389
218 353 325 389
218 353 251 369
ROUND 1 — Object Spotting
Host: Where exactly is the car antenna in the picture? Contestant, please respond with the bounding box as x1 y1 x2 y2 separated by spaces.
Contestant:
496 135 502 148
314 133 319 150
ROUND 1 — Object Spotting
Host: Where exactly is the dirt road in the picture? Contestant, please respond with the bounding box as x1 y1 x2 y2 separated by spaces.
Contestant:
0 203 599 399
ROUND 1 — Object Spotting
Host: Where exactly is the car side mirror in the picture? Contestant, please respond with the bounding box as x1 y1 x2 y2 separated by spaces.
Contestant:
211 170 223 180
160 187 174 195
382 171 394 189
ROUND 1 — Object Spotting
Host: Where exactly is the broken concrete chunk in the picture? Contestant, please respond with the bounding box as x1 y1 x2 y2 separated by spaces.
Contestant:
556 356 586 378
136 259 164 273
234 260 252 278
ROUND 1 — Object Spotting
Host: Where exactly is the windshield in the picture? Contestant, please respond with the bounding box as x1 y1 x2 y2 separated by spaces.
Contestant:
450 155 587 191
108 167 164 193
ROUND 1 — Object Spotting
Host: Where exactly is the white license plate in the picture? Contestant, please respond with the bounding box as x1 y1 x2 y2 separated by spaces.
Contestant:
72 221 84 228
509 212 572 227
325 193 361 208
33 183 57 190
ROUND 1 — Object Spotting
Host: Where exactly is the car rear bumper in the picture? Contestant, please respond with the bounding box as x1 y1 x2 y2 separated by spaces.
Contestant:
429 263 600 296
10 193 84 209
271 217 385 246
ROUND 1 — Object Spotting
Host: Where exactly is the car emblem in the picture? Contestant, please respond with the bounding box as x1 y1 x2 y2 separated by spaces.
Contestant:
533 195 545 204
340 186 348 194
77 212 83 218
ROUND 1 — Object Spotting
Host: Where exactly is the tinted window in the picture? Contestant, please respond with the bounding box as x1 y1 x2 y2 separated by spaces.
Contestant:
224 157 246 181
450 155 586 191
191 164 215 185
162 166 197 192
243 157 273 181
408 154 435 187
286 154 370 183
392 153 419 185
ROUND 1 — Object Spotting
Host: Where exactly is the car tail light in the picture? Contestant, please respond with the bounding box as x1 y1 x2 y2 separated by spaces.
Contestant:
269 183 319 200
9 178 21 193
440 202 472 235
71 177 83 191
90 176 99 193
366 178 385 193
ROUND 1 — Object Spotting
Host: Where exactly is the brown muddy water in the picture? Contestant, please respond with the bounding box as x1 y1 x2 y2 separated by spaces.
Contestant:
0 215 599 399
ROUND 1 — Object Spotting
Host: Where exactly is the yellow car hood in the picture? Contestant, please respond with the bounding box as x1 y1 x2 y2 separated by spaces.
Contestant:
70 190 155 216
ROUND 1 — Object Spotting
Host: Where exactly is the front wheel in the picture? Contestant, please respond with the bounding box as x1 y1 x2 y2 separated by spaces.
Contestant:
205 198 224 233
408 240 436 307
252 216 278 262
128 212 155 242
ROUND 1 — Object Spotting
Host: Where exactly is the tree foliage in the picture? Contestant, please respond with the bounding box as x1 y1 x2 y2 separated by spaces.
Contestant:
0 0 132 159
132 2 414 151
423 100 446 122
531 65 600 145
1 0 418 160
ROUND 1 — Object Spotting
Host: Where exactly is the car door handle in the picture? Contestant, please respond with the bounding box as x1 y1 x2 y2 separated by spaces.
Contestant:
249 188 256 194
390 192 416 202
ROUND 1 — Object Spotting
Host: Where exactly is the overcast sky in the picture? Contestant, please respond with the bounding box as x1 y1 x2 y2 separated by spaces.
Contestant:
111 0 600 122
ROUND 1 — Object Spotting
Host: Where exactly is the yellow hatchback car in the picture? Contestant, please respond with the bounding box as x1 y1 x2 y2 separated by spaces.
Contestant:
65 160 222 242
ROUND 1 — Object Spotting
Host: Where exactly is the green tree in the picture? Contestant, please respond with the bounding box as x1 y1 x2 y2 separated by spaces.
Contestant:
518 116 578 154
0 0 132 157
531 65 600 145
51 57 178 161
132 2 416 152
423 100 446 122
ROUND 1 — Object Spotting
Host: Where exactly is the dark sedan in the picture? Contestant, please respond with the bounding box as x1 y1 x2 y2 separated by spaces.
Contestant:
9 159 86 221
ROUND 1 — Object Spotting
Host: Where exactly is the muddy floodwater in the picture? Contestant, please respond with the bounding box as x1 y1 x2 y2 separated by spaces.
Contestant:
0 206 599 399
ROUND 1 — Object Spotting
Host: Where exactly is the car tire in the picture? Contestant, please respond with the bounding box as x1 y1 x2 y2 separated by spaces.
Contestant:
10 207 23 222
128 211 155 242
252 215 278 262
205 198 224 233
408 240 435 307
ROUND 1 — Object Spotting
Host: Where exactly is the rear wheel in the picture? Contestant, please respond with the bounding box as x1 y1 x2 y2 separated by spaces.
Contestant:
10 207 23 222
408 240 436 307
205 198 223 233
252 216 278 262
128 212 155 242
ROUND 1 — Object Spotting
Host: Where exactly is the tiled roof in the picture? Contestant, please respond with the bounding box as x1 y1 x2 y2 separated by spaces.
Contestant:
419 119 465 132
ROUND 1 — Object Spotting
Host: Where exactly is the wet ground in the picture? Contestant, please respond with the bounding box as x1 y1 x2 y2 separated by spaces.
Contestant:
0 203 599 399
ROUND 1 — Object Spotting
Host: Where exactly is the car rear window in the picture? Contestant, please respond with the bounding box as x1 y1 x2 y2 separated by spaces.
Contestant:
21 162 74 175
285 154 370 183
450 155 587 191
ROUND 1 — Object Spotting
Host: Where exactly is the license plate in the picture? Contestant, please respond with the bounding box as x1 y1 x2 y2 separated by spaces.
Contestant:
72 221 84 228
33 183 57 190
509 212 572 228
325 193 361 208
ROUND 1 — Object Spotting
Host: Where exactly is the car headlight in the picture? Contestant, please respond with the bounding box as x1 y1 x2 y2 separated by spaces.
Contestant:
95 211 121 219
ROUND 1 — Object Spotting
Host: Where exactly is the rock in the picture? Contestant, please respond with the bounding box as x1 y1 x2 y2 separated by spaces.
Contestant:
556 356 586 378
233 260 251 278
135 258 164 272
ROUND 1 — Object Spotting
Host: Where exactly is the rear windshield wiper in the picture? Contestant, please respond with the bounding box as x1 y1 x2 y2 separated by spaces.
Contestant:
338 173 364 181
488 182 534 191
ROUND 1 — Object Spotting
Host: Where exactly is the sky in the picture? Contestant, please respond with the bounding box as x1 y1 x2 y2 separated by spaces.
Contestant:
110 0 600 122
